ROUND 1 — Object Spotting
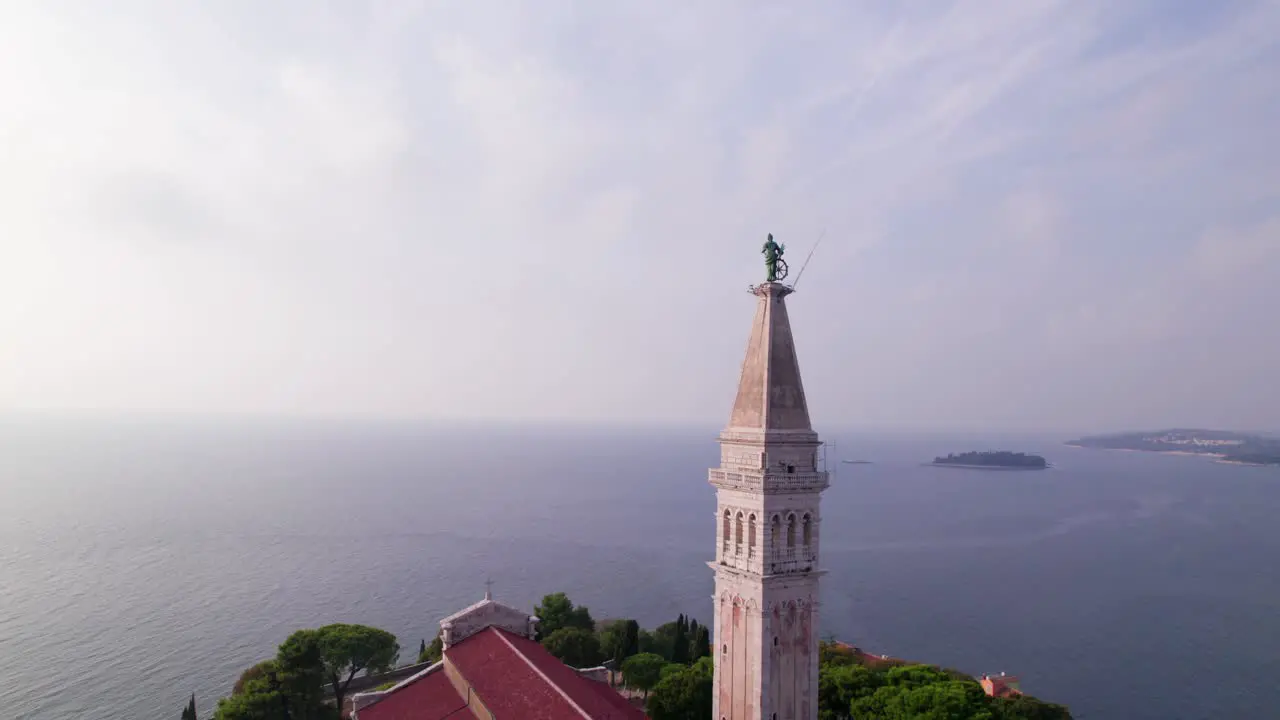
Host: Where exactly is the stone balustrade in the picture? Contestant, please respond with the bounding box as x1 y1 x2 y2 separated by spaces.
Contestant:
718 547 818 575
708 468 829 493
766 548 818 574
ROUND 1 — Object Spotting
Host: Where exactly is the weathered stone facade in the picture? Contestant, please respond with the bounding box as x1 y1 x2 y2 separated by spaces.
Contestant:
711 281 827 720
439 590 539 650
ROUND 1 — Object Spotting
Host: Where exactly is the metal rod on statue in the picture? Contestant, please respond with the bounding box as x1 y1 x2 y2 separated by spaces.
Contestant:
792 228 827 289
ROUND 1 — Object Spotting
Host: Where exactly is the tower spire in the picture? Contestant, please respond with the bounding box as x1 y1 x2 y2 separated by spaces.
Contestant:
727 282 813 435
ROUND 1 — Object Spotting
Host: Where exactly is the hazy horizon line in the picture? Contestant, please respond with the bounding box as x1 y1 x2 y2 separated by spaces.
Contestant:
3 408 1274 438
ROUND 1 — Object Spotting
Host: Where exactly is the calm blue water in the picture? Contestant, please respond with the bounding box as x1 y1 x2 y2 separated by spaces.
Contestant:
1 417 1278 720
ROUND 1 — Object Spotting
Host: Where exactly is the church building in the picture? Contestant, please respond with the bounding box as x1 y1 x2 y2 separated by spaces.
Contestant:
709 272 827 720
350 588 645 719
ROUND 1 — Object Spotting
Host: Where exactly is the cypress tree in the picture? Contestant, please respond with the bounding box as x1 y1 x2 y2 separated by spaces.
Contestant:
671 615 690 664
624 619 640 658
693 625 712 661
180 693 196 720
419 638 426 659
688 618 700 658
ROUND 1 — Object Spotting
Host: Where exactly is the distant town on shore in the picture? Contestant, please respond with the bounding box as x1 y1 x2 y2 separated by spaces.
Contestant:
1066 429 1280 466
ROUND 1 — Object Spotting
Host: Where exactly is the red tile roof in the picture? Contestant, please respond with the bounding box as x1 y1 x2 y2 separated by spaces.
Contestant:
500 628 644 718
356 627 645 720
829 641 908 667
981 674 1022 698
448 627 645 720
354 666 466 720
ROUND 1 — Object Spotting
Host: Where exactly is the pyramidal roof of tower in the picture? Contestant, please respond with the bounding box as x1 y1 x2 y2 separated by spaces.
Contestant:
726 282 813 433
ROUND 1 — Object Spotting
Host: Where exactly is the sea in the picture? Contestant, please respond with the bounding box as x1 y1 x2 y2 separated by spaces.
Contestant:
1 416 1278 720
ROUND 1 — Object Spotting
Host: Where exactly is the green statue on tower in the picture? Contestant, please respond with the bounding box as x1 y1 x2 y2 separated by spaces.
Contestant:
762 233 788 282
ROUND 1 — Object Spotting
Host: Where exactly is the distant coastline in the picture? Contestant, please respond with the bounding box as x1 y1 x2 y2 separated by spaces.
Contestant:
1066 430 1280 467
1063 443 1226 459
1215 459 1276 467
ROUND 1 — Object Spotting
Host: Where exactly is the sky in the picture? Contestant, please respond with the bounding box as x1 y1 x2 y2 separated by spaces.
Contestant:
2 1 1278 433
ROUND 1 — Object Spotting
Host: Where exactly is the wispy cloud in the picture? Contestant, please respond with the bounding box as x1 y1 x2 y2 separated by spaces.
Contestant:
1 0 1277 430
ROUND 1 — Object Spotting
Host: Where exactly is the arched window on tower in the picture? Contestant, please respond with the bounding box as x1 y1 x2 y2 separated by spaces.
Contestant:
748 514 757 558
786 513 797 550
770 515 781 561
803 513 813 550
722 510 731 557
734 512 744 555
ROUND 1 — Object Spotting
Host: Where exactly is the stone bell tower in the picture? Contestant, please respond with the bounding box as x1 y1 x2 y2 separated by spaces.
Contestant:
709 241 827 720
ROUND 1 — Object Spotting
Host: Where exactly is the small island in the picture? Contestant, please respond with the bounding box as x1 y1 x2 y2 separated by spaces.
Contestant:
1067 429 1280 466
931 451 1049 470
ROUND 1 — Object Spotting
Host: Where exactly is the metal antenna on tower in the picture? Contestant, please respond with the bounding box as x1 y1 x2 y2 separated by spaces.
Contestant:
792 228 827 289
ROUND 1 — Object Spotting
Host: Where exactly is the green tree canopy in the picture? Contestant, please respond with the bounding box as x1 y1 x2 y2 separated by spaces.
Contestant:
852 680 994 720
637 628 659 656
660 663 687 680
212 686 290 720
541 627 603 668
646 657 713 720
534 592 595 639
882 664 957 690
692 625 711 662
649 621 681 661
990 695 1073 720
819 663 883 720
232 661 276 697
273 628 334 719
213 649 333 720
621 652 666 699
309 624 400 714
216 623 397 720
813 645 1072 720
598 619 635 667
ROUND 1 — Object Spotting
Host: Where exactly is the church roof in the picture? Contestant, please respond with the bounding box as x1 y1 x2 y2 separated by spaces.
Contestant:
354 627 645 720
726 282 814 434
450 627 643 719
348 665 465 720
